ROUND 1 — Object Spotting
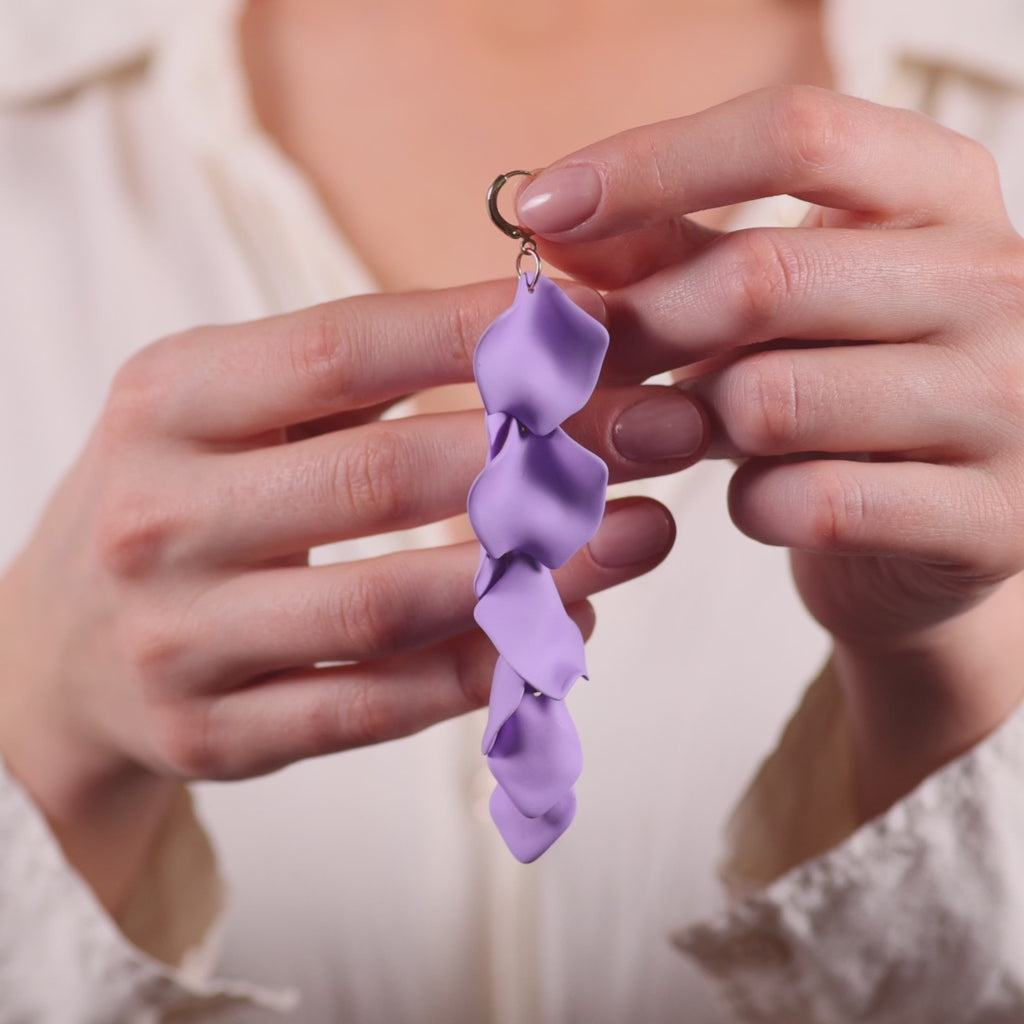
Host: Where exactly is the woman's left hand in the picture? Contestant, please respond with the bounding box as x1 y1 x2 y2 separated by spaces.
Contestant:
515 86 1024 815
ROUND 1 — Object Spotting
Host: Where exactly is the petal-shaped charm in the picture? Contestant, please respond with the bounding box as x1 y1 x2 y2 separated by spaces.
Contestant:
490 786 577 864
474 275 609 436
485 412 512 459
467 424 608 568
473 554 586 699
488 691 582 818
469 254 609 860
474 549 508 600
480 657 528 755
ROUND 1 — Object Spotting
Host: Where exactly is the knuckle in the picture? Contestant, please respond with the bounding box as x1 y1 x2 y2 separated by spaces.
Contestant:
94 492 177 579
769 84 848 180
120 610 187 694
808 465 867 551
286 306 357 408
993 354 1024 423
952 134 1002 200
978 238 1024 322
447 297 482 372
122 606 186 679
613 127 664 201
724 229 800 333
728 353 802 454
296 685 348 758
333 566 402 655
968 345 1024 435
640 132 671 204
154 704 223 779
102 339 177 437
345 676 396 748
339 426 412 525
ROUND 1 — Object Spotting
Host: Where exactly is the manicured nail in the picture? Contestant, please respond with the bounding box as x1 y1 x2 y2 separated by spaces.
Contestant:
516 165 602 235
588 502 675 569
613 395 705 462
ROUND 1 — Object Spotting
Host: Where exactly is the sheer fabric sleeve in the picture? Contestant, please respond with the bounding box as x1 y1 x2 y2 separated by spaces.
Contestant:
674 665 1024 1023
0 757 296 1022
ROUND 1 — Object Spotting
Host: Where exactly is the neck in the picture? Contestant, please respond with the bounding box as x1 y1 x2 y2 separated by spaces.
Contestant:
250 0 797 54
241 0 830 291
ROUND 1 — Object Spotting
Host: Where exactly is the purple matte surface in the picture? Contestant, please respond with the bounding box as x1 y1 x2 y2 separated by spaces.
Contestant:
474 549 507 600
489 787 578 864
488 690 583 818
468 274 608 861
481 657 528 755
474 275 609 436
467 423 608 568
473 554 586 701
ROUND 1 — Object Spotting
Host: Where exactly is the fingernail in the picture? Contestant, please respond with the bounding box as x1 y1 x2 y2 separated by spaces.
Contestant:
588 502 675 569
613 395 705 462
516 165 602 235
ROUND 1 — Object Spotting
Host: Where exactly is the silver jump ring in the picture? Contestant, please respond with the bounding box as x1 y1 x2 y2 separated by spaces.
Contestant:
487 170 535 241
515 239 542 292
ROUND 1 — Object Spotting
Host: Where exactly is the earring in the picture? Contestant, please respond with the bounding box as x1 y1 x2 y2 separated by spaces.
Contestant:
467 171 609 861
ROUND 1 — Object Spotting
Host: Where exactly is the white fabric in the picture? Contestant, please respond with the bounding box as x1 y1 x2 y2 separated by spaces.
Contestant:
0 769 296 1021
679 714 1024 1023
2 0 1024 1021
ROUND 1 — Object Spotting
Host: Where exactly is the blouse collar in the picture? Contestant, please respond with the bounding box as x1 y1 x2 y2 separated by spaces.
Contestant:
827 0 1024 102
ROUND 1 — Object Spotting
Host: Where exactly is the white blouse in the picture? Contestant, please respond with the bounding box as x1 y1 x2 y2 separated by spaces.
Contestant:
3 0 1024 1021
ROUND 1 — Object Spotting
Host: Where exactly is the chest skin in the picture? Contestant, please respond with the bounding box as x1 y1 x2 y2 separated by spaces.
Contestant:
240 0 832 293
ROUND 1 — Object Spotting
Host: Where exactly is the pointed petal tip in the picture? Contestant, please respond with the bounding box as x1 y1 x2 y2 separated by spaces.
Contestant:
488 691 583 817
480 657 529 755
490 786 578 863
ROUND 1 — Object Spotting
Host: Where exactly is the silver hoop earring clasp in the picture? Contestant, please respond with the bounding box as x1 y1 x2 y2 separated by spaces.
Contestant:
487 170 534 240
488 170 543 291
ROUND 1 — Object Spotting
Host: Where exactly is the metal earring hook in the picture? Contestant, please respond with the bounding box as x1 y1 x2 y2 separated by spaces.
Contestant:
487 170 534 240
488 170 543 291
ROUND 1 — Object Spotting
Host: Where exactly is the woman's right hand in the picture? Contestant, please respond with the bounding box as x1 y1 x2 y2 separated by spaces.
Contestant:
0 281 703 909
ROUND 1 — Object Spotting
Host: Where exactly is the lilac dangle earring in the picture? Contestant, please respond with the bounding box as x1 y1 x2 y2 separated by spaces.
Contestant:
467 171 610 861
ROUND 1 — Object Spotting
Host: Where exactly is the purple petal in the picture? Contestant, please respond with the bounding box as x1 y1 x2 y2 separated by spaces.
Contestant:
474 549 508 599
481 657 529 755
474 275 609 436
488 692 582 817
467 425 608 568
485 412 512 460
490 786 577 863
473 554 586 699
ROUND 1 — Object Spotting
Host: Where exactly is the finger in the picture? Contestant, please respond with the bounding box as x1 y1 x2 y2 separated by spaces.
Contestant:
532 216 720 291
180 498 675 685
167 600 596 780
203 412 486 564
566 384 708 475
728 458 1018 573
196 395 699 565
119 281 605 441
514 86 1006 241
688 343 989 461
285 395 409 440
602 226 968 381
